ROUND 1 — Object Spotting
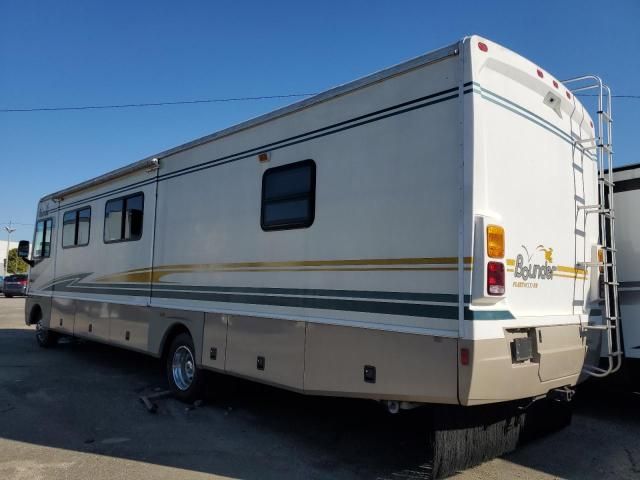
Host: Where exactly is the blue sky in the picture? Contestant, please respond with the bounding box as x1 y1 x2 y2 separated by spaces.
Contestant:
1 0 639 241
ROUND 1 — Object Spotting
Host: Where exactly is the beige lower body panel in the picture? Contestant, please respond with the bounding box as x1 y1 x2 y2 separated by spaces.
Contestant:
304 323 458 403
28 295 590 407
459 324 587 406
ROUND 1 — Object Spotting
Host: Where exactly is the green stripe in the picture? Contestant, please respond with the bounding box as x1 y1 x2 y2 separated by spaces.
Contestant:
465 308 515 320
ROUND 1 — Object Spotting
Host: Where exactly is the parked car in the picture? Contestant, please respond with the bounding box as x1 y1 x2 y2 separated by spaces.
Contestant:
0 276 3 293
3 274 28 297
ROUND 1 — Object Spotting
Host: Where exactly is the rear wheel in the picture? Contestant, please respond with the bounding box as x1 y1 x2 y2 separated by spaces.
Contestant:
166 332 204 403
35 318 59 348
4 294 13 298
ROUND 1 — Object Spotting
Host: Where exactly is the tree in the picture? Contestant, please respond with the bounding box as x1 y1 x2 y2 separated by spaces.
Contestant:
6 248 28 274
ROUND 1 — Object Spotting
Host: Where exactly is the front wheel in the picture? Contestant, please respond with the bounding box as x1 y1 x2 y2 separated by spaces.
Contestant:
166 332 204 403
35 319 59 348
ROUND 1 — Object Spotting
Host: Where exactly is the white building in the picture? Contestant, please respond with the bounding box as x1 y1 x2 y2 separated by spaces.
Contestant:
0 240 19 277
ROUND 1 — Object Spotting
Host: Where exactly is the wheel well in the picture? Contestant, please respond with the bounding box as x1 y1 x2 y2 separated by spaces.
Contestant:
160 323 191 362
28 304 43 325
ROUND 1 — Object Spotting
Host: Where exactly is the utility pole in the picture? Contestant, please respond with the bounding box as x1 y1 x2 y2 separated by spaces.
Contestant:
4 221 16 277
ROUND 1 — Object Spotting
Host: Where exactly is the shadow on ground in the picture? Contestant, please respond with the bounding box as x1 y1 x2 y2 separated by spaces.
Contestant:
0 326 434 479
1 317 639 479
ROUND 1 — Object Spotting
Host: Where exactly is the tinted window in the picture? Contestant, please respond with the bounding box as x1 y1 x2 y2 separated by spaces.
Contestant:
104 198 123 242
5 275 27 282
34 218 53 258
104 193 144 242
62 211 76 247
77 208 91 245
261 160 316 231
124 194 143 240
63 207 91 248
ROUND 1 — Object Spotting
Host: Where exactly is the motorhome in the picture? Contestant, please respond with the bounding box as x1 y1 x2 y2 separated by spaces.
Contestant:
19 35 616 477
610 164 640 369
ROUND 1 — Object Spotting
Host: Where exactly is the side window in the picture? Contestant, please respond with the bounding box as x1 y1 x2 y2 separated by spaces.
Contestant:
34 218 53 258
63 207 91 248
104 193 144 243
261 160 316 231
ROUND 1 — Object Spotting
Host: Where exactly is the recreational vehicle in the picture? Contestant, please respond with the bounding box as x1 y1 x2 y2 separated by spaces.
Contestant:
19 35 617 477
609 164 640 370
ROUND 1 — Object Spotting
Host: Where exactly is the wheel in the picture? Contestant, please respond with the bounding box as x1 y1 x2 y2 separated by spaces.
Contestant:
35 318 59 348
4 294 13 298
166 332 204 403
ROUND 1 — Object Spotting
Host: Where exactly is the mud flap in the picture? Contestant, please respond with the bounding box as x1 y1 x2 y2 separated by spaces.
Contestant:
430 402 525 478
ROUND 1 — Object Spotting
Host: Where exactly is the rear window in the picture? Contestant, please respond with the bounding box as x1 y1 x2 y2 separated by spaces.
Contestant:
5 275 27 282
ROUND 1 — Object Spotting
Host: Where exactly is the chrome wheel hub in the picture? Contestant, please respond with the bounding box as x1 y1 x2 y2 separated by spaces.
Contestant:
172 345 195 391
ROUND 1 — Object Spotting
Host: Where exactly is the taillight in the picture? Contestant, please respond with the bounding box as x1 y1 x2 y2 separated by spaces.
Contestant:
19 280 28 286
486 225 505 259
460 348 470 366
487 262 505 295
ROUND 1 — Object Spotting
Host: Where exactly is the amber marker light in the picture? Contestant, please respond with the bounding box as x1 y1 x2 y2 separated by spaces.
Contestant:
486 225 505 259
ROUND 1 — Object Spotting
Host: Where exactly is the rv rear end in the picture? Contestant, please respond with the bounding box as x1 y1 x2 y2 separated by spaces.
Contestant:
461 36 600 405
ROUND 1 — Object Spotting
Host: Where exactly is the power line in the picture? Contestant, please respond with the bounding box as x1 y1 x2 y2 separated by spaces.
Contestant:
577 94 640 99
0 91 637 114
0 93 319 113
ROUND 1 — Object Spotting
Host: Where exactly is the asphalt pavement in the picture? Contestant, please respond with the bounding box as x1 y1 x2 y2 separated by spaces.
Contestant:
0 298 638 479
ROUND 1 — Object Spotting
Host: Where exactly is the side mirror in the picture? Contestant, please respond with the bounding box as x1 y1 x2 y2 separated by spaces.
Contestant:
17 240 34 267
18 240 30 259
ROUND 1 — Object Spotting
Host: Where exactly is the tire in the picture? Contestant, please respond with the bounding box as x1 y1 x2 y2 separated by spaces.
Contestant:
35 318 59 348
166 332 204 403
4 294 13 298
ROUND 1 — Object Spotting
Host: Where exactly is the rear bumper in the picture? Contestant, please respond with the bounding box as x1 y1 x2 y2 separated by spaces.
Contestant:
3 286 27 296
458 324 587 405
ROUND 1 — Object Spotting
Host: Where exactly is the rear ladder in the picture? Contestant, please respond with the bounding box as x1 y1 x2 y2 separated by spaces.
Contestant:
564 75 622 377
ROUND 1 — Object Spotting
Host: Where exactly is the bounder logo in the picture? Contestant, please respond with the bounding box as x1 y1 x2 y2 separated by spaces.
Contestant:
513 245 558 288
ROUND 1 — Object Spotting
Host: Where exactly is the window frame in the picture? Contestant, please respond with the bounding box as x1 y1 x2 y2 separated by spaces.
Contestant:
62 206 92 249
260 159 316 232
103 192 145 244
33 217 53 259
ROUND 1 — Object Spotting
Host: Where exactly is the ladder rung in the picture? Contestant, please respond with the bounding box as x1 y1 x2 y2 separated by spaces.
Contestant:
598 143 613 154
597 110 613 123
601 246 617 252
583 325 613 331
599 178 615 187
577 262 614 268
575 137 596 145
604 281 619 285
577 204 602 211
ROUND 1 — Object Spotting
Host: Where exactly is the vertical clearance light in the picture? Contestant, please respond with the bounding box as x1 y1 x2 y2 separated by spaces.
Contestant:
487 262 505 295
486 225 505 259
486 225 505 296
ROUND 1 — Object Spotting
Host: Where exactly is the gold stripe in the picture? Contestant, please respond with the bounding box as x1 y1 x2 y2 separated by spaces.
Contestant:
555 265 587 275
506 258 586 276
96 256 474 283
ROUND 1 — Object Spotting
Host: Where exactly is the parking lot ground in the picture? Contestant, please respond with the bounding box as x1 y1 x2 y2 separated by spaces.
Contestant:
1 297 639 480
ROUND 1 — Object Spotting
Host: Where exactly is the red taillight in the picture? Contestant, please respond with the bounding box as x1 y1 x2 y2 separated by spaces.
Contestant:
487 262 505 296
19 280 28 286
460 348 470 366
478 42 488 52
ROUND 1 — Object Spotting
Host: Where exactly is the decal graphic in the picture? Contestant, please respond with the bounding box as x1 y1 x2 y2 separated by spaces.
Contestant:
513 245 558 288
